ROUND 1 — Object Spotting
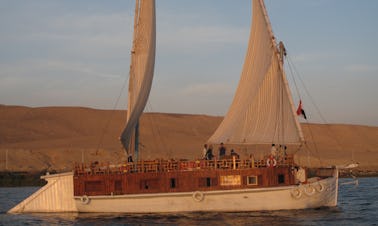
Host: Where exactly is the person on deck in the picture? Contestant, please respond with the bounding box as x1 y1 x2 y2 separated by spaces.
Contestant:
230 149 240 159
205 145 214 160
219 143 226 159
203 144 208 159
270 144 277 157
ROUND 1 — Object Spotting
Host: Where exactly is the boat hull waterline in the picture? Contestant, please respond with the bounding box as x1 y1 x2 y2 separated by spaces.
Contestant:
8 170 338 213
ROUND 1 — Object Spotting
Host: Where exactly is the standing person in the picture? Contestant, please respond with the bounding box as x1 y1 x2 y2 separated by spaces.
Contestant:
202 144 208 159
230 149 239 159
271 144 277 157
219 142 226 159
205 145 214 160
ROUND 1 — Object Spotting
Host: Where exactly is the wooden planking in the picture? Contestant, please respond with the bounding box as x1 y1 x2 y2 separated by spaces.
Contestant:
73 167 296 196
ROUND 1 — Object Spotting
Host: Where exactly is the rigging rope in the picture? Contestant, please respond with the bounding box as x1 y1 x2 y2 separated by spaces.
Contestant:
145 101 170 157
95 73 129 155
284 53 358 166
95 2 139 157
284 54 324 165
286 55 328 123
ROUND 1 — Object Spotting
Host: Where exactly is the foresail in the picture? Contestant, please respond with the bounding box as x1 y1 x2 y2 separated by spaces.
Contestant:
120 0 156 152
208 0 304 145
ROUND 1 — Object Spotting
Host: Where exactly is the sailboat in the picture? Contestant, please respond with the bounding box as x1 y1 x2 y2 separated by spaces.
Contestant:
9 0 339 213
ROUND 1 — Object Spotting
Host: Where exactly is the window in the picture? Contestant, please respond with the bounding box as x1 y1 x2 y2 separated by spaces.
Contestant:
170 178 176 188
199 177 217 187
85 181 104 192
247 176 258 185
278 174 285 184
206 177 211 187
114 180 122 192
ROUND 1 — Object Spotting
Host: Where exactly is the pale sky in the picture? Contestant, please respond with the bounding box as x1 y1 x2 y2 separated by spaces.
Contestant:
0 0 377 126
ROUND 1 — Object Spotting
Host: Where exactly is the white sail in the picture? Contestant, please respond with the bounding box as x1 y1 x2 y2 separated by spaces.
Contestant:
120 0 156 152
208 0 304 145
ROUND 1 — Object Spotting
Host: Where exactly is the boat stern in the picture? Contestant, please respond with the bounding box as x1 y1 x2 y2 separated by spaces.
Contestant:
8 172 77 213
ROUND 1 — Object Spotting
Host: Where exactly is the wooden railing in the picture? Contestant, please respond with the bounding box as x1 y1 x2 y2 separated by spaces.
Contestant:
74 155 295 176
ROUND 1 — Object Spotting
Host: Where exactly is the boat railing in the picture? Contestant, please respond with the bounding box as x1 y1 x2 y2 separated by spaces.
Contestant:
74 154 294 176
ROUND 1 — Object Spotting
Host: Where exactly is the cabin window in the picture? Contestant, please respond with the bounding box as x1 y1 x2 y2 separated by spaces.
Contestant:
114 180 122 192
170 178 176 188
206 177 211 187
199 177 217 187
278 174 285 184
85 181 104 192
247 176 258 185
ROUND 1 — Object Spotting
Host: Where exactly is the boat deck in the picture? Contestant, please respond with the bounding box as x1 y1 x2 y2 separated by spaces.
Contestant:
73 155 305 196
74 155 294 175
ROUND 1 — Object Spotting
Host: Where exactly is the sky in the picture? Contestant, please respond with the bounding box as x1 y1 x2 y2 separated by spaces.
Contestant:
0 0 377 126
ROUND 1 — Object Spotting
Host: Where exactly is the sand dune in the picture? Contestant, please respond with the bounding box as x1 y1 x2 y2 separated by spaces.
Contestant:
0 105 377 174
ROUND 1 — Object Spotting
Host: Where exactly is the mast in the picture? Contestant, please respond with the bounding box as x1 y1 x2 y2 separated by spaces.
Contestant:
121 0 156 160
134 121 140 161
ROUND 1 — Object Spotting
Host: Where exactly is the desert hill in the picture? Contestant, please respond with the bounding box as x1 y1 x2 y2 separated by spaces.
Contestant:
0 105 377 174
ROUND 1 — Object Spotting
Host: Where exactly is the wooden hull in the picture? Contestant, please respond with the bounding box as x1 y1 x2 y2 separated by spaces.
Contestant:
75 177 338 213
8 172 78 213
8 169 338 213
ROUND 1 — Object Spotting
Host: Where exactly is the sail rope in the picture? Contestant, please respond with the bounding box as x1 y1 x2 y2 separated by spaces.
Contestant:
285 54 358 167
145 101 170 158
286 55 327 123
285 55 323 166
95 72 129 156
94 2 135 157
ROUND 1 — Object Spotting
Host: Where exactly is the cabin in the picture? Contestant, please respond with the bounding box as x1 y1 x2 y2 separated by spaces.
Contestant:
73 155 305 196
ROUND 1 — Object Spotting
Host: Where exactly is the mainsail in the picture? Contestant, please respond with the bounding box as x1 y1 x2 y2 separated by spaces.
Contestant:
208 0 304 145
120 0 156 154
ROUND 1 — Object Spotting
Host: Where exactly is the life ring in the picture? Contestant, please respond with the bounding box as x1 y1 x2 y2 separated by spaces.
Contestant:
304 185 316 196
290 188 302 199
80 195 90 205
266 156 277 168
314 182 325 192
192 191 204 202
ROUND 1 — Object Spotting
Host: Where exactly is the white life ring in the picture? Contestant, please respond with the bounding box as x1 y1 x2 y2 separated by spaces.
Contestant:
192 191 204 202
80 195 90 205
314 182 325 192
290 188 302 199
266 156 277 168
304 185 316 196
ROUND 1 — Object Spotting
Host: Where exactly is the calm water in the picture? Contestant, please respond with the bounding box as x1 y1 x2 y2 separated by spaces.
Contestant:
0 178 377 226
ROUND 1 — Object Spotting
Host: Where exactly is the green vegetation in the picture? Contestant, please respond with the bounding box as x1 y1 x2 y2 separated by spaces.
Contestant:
0 171 48 187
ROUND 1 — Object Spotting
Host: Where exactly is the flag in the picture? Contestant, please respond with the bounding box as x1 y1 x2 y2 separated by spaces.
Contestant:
296 100 302 116
296 100 307 119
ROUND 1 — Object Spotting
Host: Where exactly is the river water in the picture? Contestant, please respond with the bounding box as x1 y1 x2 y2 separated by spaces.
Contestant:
0 177 376 225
